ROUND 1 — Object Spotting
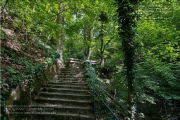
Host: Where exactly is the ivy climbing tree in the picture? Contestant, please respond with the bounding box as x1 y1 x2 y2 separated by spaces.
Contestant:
116 0 138 119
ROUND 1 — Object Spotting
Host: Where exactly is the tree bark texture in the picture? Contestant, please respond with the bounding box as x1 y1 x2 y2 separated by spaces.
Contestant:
57 0 65 60
116 0 138 119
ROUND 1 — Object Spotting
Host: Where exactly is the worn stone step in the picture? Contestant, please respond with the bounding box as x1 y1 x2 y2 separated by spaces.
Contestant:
58 78 86 80
47 81 87 85
46 80 87 86
25 105 93 114
58 72 84 74
58 75 85 78
46 81 88 86
34 97 93 106
8 64 97 120
60 67 84 70
32 103 93 108
57 75 85 79
38 92 91 100
9 112 95 120
57 79 86 82
59 73 84 75
7 105 93 115
59 69 84 72
42 87 90 94
55 80 86 83
58 75 84 78
58 77 86 79
42 84 89 90
58 72 83 74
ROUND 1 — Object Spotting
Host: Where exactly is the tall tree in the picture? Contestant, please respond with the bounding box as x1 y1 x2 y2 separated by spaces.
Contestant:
57 0 65 60
83 25 94 60
99 12 108 68
116 0 138 119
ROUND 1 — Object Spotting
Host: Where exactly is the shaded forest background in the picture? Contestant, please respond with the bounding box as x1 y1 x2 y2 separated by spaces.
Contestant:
0 0 180 119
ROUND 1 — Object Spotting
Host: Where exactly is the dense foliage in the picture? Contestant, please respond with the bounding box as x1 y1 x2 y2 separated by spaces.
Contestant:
0 0 59 118
1 0 180 119
111 0 180 119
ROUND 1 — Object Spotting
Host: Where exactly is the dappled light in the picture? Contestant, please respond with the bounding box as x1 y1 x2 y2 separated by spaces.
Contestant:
1 0 180 120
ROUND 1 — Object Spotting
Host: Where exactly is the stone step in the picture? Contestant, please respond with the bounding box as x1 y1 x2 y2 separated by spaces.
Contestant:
58 77 86 79
8 64 97 120
34 97 93 106
7 104 93 111
26 105 93 114
58 75 85 78
38 92 91 100
57 75 86 79
44 83 88 86
42 84 89 90
58 72 83 74
58 72 84 74
58 72 84 75
7 105 94 116
57 78 86 80
59 73 84 75
32 103 93 108
57 75 85 79
57 79 86 82
9 112 95 120
60 67 83 70
42 87 90 94
59 69 84 72
58 75 84 78
46 81 88 86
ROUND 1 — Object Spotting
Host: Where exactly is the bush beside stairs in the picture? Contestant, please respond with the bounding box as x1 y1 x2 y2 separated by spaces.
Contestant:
8 62 95 120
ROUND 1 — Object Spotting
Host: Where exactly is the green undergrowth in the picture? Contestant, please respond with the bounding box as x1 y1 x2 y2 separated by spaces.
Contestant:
1 41 59 119
84 62 105 100
0 10 59 119
84 62 117 119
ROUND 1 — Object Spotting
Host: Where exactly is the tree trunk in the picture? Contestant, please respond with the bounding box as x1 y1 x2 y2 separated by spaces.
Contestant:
100 22 104 68
87 47 92 60
87 27 93 60
57 0 65 60
116 0 138 119
84 26 93 60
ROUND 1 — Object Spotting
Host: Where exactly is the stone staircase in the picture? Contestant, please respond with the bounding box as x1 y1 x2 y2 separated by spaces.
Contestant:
9 63 95 120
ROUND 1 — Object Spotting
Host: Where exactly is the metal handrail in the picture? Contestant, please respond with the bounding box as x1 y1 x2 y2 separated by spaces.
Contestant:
92 87 119 120
101 87 128 116
69 58 100 65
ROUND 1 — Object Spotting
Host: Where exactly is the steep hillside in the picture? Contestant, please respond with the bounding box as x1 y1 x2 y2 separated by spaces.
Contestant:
0 10 59 118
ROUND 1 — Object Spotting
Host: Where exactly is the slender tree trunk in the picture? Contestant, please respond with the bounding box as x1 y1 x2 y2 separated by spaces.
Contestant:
87 27 93 60
83 26 87 60
116 0 138 119
57 0 64 60
87 46 92 60
84 26 93 60
100 22 104 68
